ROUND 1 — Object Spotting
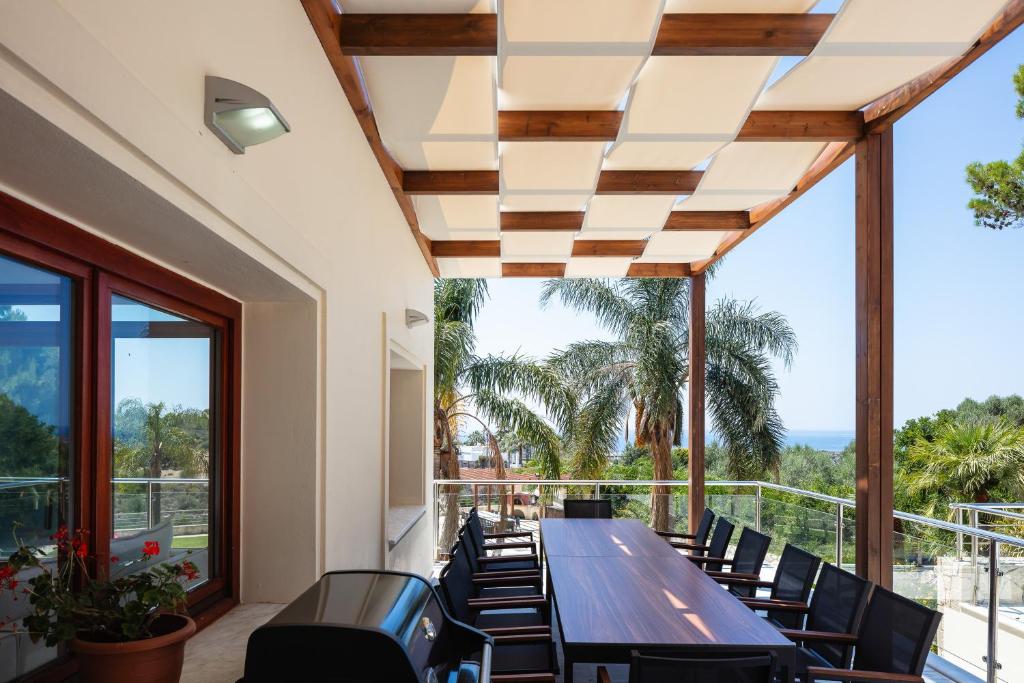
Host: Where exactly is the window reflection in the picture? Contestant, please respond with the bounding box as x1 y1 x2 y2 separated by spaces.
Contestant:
110 294 215 589
0 253 72 680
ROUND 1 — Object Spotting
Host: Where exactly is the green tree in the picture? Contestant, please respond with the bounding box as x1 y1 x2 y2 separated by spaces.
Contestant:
965 64 1024 230
906 419 1024 517
463 430 485 446
541 278 796 528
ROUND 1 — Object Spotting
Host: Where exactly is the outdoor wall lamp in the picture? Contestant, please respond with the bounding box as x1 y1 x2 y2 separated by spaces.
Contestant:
406 308 430 328
204 76 290 154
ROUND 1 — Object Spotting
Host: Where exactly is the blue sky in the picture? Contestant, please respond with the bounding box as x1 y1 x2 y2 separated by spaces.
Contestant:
474 27 1024 433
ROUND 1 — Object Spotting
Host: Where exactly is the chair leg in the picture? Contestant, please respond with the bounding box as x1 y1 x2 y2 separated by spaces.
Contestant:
596 666 613 683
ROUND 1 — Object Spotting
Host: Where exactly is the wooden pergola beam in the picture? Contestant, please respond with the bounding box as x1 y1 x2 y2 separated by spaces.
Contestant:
664 211 750 231
737 111 864 142
654 13 834 56
339 14 497 56
300 0 439 275
854 130 894 589
502 263 566 277
500 212 585 231
499 111 623 141
430 240 500 258
571 240 647 257
403 171 499 195
627 263 691 278
596 171 703 195
688 272 707 535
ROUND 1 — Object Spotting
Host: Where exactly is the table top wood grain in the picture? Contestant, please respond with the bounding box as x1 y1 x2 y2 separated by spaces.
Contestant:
540 518 679 558
542 519 793 651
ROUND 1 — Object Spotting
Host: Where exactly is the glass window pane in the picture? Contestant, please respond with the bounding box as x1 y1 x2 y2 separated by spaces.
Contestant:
110 294 216 590
0 253 73 679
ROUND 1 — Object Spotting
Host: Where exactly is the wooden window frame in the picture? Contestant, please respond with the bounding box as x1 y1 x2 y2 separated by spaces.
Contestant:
0 190 241 678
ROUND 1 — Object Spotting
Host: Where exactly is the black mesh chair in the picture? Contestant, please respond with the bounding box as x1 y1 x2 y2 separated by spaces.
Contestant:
802 586 941 683
563 498 613 518
461 511 540 574
734 543 822 628
673 518 735 570
597 650 777 683
466 508 536 556
696 527 772 596
656 508 715 546
457 529 542 588
438 542 557 678
774 563 872 675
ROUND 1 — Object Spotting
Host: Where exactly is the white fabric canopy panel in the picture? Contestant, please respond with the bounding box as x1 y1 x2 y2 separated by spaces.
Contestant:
624 56 777 138
386 141 497 170
604 141 723 170
674 192 783 212
637 231 731 262
665 0 816 11
499 56 642 110
502 0 663 46
341 0 494 13
501 232 575 262
501 142 604 192
583 195 675 230
500 194 592 211
564 257 634 278
415 196 499 239
437 257 502 278
699 141 826 194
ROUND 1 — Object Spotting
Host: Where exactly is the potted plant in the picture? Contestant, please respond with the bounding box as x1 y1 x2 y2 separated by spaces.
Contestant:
1 525 199 683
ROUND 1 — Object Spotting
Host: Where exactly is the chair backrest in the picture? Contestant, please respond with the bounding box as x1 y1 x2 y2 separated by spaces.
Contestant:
693 508 716 546
438 538 477 624
563 498 613 519
804 563 873 668
853 586 942 677
724 528 771 597
768 544 822 628
628 650 776 683
465 508 487 554
702 518 735 571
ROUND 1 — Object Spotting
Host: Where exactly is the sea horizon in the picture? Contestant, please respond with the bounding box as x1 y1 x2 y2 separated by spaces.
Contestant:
616 428 856 453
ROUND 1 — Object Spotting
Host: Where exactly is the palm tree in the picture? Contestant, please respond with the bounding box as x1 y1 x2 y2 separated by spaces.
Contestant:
433 279 569 547
541 278 796 529
906 418 1024 516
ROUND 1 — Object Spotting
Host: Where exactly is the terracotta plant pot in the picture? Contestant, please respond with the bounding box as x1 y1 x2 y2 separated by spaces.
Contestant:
71 614 196 683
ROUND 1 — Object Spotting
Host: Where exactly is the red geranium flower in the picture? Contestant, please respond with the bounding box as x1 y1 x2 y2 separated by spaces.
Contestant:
180 561 200 581
110 556 119 564
75 543 88 559
142 541 160 557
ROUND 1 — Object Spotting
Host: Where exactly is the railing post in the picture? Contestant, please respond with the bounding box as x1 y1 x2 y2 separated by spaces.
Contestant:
986 541 1000 683
836 503 844 566
433 482 440 561
972 509 979 566
147 480 154 529
956 506 963 562
594 482 601 501
754 484 761 533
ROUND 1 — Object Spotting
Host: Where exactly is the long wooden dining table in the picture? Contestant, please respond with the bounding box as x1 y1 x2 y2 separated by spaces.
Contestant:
539 518 795 683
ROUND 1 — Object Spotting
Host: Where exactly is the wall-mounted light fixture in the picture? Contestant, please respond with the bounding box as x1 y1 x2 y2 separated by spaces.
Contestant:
205 76 290 154
405 308 430 329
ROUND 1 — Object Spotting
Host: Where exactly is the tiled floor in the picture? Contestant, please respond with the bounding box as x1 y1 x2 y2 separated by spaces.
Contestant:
181 603 970 683
180 604 284 683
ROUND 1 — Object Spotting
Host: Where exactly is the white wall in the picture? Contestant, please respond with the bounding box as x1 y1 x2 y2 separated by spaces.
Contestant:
0 0 436 600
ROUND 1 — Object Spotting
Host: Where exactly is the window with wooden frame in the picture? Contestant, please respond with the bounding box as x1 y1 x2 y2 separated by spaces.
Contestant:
0 191 240 681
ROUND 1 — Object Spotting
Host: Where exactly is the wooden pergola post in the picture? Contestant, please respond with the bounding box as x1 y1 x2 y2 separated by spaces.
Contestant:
688 272 706 535
854 129 894 588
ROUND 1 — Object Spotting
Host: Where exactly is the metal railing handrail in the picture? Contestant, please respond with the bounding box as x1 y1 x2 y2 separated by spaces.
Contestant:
434 477 1024 549
1 476 209 486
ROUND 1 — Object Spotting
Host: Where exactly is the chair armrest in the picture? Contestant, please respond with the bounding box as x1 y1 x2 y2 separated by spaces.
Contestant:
492 633 553 644
716 576 773 587
490 674 556 683
477 553 538 564
596 667 613 683
686 555 733 565
778 629 858 644
655 530 696 539
483 625 550 636
473 574 540 586
670 542 709 551
486 531 534 540
805 667 923 683
706 570 761 581
484 541 536 551
473 569 539 579
467 596 546 610
740 598 809 612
